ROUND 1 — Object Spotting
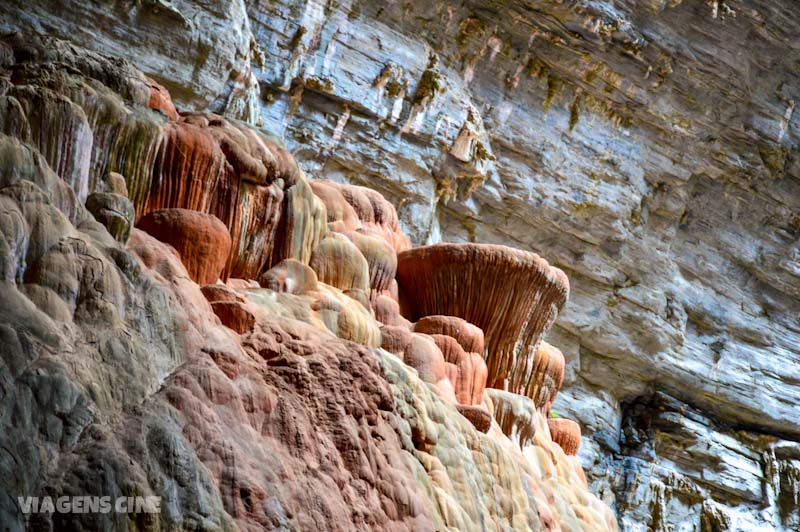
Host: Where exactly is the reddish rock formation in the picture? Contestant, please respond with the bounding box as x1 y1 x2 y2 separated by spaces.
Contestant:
200 283 255 334
374 294 412 328
166 310 436 531
548 418 581 456
0 35 619 532
210 301 256 334
380 324 413 355
428 333 487 406
310 180 360 232
145 120 228 217
403 334 447 385
456 404 492 433
122 109 324 282
396 243 569 396
137 208 231 285
527 341 566 414
200 284 246 304
414 315 485 354
146 77 178 121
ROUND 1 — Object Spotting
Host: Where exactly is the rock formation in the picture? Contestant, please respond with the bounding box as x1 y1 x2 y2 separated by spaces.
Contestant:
2 0 799 531
138 209 232 285
0 31 613 532
548 418 582 456
396 243 569 396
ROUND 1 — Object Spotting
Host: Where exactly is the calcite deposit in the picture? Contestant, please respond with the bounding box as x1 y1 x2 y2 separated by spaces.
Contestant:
396 243 569 396
2 0 799 531
0 31 611 532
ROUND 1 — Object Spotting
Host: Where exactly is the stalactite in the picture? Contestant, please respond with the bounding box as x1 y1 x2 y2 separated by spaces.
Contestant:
396 243 569 397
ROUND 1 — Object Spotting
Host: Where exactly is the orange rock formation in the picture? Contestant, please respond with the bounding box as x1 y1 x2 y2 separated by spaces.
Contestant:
396 243 569 397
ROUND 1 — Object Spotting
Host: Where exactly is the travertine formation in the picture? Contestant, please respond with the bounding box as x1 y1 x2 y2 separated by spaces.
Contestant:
549 418 582 456
138 209 232 285
0 29 613 532
396 243 569 395
7 0 797 530
529 341 566 413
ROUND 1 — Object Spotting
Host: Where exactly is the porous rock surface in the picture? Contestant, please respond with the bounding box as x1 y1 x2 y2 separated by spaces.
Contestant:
2 0 799 531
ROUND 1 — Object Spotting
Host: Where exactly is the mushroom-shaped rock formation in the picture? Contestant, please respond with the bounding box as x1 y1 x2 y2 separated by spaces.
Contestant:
413 315 484 354
259 258 318 294
137 208 231 285
527 341 566 413
548 418 581 456
309 233 370 293
396 243 569 396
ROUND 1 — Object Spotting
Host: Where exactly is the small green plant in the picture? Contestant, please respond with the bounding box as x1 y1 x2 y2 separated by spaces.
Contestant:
550 409 560 419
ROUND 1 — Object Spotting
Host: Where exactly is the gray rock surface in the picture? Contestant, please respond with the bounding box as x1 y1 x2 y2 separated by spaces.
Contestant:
2 0 799 530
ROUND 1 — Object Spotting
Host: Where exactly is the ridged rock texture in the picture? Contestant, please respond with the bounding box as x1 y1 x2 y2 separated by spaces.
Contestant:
2 0 799 531
397 243 569 395
0 29 611 532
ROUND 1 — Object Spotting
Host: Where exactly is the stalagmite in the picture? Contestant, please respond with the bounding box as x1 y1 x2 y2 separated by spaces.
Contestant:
396 243 569 396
